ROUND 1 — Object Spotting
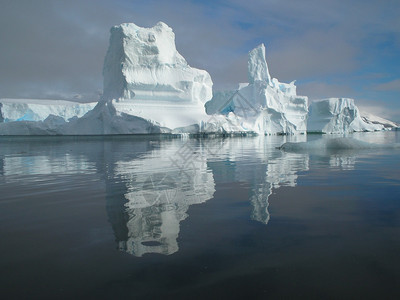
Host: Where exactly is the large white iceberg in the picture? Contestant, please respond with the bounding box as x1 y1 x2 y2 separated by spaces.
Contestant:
69 21 214 134
46 21 214 135
307 98 384 134
102 21 212 130
0 22 213 135
205 44 308 135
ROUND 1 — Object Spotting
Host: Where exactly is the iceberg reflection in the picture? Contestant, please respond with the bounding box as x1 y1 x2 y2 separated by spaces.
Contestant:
108 139 215 256
329 154 356 170
251 151 309 224
0 135 373 258
3 155 94 178
207 136 309 225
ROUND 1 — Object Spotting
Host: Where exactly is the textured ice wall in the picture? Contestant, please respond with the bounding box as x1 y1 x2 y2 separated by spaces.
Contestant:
102 22 212 104
308 98 383 133
205 44 308 135
0 99 96 122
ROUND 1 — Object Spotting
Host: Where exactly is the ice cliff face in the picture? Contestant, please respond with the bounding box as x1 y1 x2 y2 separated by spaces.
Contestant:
0 99 96 123
205 44 308 135
308 98 384 133
98 22 213 131
0 99 97 135
102 22 212 105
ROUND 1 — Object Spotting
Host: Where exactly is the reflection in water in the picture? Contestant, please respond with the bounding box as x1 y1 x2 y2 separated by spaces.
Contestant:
3 155 94 177
0 154 3 176
1 133 390 257
207 136 309 225
251 152 309 224
329 154 356 170
109 140 215 256
106 136 313 256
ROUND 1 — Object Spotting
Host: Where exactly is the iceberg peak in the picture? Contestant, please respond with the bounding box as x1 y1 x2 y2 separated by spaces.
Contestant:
248 43 272 85
205 43 308 135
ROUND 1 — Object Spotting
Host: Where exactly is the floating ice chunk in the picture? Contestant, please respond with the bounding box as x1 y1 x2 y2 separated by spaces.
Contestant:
279 137 400 152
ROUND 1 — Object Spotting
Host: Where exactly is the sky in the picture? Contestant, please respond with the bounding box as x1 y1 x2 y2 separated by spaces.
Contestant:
1 0 399 121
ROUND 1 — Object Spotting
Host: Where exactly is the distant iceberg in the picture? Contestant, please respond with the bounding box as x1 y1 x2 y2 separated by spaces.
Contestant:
307 98 385 134
0 98 96 123
360 111 399 130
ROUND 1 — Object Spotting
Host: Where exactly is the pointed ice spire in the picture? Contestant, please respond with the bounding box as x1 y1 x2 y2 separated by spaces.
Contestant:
248 43 272 85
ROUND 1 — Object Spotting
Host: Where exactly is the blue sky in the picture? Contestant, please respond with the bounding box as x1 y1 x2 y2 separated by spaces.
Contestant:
1 0 399 120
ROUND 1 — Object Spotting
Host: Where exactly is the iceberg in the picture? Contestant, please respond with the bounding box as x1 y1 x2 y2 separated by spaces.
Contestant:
101 22 212 130
68 21 214 134
360 111 399 130
0 115 69 135
307 98 384 134
0 22 397 136
0 98 96 123
205 44 308 135
0 22 213 135
63 101 163 135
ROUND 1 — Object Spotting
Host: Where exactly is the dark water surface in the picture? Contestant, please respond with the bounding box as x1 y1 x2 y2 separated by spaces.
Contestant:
0 132 399 299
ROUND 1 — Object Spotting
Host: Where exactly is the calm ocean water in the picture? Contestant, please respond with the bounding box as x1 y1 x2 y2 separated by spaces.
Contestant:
0 132 399 299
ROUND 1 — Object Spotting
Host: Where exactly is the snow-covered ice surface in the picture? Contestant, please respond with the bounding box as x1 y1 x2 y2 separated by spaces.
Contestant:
205 44 308 135
279 137 400 153
307 98 384 134
0 98 96 122
360 111 399 130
